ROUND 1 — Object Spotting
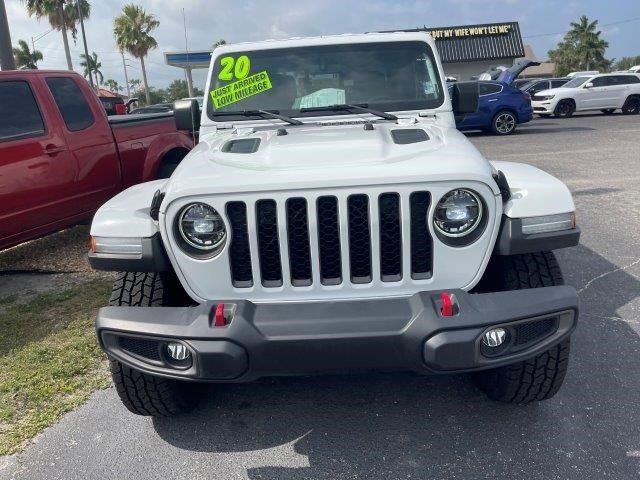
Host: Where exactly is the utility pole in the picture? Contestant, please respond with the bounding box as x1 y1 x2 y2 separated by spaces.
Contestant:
0 0 16 70
76 0 93 89
121 51 130 97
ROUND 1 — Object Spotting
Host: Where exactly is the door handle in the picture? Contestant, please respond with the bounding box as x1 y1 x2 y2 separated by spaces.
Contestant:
43 144 65 156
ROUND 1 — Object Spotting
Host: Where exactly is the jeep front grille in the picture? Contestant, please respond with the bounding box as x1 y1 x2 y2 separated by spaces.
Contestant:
226 191 432 288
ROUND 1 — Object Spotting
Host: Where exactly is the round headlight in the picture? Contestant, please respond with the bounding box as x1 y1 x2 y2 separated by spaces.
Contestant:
433 189 483 238
178 203 226 252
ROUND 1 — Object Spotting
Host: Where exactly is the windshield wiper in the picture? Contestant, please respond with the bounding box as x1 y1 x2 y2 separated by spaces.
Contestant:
299 103 398 121
211 109 303 126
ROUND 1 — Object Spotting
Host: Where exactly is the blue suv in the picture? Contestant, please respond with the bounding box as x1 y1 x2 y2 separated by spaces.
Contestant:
454 60 537 135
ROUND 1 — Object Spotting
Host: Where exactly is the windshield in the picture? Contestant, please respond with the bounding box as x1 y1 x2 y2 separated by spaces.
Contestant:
206 41 444 121
563 77 590 88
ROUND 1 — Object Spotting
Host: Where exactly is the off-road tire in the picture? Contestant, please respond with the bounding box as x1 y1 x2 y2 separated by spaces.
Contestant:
491 110 517 135
472 252 571 404
554 99 575 118
108 272 198 416
621 96 640 115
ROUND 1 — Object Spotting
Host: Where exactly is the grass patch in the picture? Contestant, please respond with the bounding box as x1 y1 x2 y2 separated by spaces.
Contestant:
0 294 18 307
0 279 112 455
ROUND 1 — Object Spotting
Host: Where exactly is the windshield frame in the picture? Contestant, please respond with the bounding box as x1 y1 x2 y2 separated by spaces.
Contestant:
205 40 445 123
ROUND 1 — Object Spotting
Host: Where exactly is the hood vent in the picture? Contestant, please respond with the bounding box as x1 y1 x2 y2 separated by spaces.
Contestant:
391 129 429 145
222 138 261 154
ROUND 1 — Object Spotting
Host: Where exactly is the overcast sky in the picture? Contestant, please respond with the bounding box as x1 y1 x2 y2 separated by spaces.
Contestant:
5 0 639 90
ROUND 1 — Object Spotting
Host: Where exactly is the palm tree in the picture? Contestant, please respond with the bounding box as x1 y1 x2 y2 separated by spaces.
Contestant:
24 0 90 71
113 5 159 105
13 39 43 69
80 51 103 86
566 15 609 71
103 79 121 93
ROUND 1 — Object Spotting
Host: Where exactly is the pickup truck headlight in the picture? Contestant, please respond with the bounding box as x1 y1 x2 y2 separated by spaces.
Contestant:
433 189 485 245
176 203 226 256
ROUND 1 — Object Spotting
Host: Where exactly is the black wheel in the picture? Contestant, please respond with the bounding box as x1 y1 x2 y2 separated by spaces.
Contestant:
601 109 615 115
491 111 517 135
108 272 199 416
554 99 575 118
472 252 571 404
622 96 640 115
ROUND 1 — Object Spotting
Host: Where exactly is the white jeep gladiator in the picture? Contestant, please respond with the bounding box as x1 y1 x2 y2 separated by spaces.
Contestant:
89 32 580 416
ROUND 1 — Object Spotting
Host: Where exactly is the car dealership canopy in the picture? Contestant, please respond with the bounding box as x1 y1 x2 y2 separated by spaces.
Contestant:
165 21 527 91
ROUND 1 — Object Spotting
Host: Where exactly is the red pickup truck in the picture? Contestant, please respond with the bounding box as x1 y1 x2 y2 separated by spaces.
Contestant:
0 70 193 251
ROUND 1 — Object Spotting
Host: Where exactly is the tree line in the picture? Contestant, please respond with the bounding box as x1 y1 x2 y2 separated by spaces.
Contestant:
14 1 160 104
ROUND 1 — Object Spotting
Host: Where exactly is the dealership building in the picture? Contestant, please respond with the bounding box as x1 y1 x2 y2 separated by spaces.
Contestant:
165 21 528 94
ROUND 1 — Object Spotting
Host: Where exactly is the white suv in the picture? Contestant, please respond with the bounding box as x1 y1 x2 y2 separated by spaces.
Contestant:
531 73 640 117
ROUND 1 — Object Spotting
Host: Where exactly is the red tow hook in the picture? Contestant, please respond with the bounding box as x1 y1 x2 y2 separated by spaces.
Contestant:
440 292 456 317
213 303 227 327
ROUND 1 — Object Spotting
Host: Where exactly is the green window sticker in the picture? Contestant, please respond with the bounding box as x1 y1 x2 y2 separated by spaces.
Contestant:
210 71 273 109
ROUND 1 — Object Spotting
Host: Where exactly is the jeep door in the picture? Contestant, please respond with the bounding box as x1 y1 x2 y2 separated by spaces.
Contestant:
582 76 616 109
0 76 77 249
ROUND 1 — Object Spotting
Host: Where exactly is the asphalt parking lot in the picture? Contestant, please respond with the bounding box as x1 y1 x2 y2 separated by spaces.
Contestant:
2 112 640 480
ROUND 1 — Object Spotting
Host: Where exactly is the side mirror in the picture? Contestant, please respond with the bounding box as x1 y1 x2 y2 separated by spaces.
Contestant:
450 82 479 115
174 99 200 132
584 82 594 89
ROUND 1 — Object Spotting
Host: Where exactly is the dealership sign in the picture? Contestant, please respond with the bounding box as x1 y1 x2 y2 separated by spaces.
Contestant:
428 24 512 40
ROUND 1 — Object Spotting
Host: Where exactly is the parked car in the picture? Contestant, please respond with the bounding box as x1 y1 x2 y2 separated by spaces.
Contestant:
567 70 599 78
454 60 537 135
130 103 174 114
99 95 126 115
513 77 540 89
531 73 640 117
520 78 570 96
88 32 580 417
0 70 194 251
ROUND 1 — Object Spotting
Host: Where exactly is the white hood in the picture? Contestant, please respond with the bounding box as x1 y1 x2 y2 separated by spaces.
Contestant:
162 122 499 206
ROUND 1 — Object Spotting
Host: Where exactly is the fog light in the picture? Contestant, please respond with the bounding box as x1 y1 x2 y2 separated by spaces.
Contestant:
167 342 190 361
482 328 507 348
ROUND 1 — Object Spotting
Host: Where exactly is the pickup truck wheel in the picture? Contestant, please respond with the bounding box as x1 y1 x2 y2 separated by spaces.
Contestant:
554 99 574 118
622 96 640 115
471 252 571 404
491 111 517 135
108 272 199 416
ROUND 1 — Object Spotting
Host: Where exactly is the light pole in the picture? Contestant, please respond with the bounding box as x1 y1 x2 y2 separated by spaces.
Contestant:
0 0 16 70
121 51 130 97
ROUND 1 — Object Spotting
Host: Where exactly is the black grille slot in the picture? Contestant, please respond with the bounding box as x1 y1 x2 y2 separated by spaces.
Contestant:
514 317 557 346
256 199 283 287
347 194 372 283
409 191 433 279
286 198 312 286
119 336 161 361
226 202 253 287
379 193 402 281
317 196 342 285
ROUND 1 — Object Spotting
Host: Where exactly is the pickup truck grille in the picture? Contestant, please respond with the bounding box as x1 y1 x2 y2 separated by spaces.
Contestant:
226 191 432 288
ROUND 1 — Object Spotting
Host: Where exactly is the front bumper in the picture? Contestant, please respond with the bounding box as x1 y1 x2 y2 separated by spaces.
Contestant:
96 286 578 382
532 100 555 114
